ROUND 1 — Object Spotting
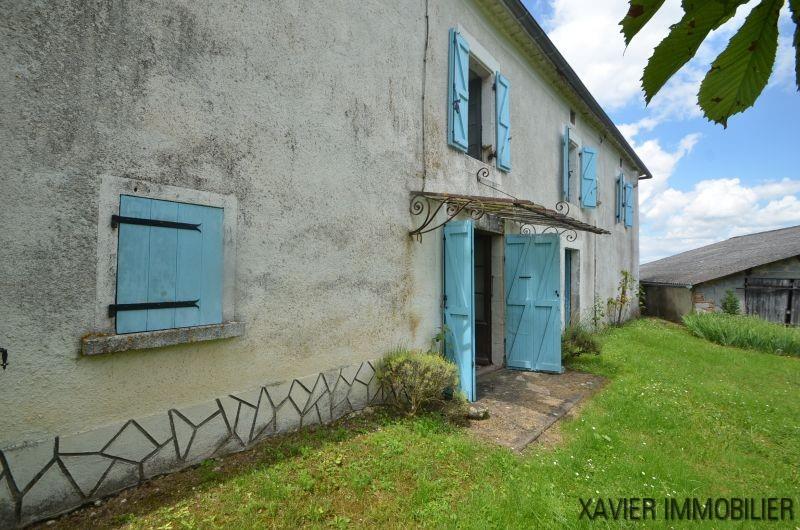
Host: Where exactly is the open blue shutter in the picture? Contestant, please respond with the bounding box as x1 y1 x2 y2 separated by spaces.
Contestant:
495 72 511 172
448 29 470 152
562 127 571 201
443 221 475 401
624 182 634 227
580 147 597 208
116 196 223 334
615 173 623 222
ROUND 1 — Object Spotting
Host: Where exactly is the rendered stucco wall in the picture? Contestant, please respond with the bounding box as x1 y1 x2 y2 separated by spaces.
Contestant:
1 0 428 444
1 0 643 524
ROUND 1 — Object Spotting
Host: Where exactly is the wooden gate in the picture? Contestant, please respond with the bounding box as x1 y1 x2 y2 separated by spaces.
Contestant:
745 278 799 325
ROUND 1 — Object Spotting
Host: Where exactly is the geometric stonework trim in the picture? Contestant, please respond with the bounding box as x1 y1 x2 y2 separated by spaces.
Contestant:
0 359 381 528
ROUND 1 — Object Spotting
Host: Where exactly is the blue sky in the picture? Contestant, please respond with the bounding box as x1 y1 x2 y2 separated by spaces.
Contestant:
522 0 800 263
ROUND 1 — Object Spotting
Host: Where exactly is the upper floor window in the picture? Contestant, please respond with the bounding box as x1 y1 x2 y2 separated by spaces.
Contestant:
448 28 511 172
113 195 224 334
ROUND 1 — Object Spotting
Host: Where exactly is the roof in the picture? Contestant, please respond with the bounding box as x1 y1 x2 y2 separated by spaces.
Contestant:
493 0 652 180
410 191 609 240
640 225 800 287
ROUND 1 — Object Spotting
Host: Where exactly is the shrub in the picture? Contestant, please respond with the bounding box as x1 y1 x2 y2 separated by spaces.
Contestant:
376 348 463 416
562 323 601 361
721 290 741 315
683 312 800 356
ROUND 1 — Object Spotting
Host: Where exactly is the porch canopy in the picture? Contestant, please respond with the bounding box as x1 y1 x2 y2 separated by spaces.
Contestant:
410 191 610 241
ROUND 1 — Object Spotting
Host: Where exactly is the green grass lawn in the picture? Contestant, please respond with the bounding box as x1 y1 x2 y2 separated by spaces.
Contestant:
57 319 800 529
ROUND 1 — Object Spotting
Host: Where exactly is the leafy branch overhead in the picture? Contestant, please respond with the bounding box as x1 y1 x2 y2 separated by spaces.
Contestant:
621 0 798 127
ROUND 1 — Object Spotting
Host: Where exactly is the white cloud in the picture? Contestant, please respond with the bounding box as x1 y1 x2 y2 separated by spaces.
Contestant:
539 1 800 263
640 177 800 262
544 0 789 125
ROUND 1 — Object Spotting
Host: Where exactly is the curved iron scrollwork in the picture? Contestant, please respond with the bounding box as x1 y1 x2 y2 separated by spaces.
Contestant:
410 196 481 242
555 201 570 216
520 224 578 242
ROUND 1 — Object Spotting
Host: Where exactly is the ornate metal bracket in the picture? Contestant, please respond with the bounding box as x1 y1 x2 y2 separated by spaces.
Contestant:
555 201 570 216
520 224 578 242
409 195 484 242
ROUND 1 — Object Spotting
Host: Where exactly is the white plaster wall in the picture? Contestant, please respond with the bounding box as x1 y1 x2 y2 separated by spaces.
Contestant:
0 0 431 446
0 0 643 459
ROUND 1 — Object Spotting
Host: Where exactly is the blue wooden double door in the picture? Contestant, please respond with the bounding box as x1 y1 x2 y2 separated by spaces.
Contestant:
443 221 562 402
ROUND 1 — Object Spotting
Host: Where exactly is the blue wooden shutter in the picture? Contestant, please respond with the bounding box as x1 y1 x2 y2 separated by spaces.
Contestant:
562 126 571 201
624 182 634 228
116 196 224 334
615 173 623 222
443 220 475 401
495 72 511 172
448 29 470 152
580 147 597 208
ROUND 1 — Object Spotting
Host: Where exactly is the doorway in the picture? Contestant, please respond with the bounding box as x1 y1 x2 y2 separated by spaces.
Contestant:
474 231 493 366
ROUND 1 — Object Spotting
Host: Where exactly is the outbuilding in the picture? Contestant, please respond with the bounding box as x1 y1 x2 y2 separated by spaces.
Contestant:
641 226 800 324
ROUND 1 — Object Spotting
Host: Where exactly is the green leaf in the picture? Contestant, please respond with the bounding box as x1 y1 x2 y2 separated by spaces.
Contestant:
620 0 667 45
790 0 800 91
698 0 784 126
641 1 747 103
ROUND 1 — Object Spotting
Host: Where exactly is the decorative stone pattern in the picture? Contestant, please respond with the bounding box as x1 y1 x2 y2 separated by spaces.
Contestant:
0 360 384 528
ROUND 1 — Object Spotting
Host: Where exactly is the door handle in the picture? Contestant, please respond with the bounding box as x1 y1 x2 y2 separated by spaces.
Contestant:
555 289 560 298
520 275 531 279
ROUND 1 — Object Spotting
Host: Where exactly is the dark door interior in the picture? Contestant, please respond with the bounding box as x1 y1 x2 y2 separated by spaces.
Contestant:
474 232 492 365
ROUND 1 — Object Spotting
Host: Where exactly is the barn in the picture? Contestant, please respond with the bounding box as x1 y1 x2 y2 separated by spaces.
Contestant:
641 226 800 324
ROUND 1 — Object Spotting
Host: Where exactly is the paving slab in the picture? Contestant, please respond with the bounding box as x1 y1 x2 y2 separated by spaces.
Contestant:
468 369 605 451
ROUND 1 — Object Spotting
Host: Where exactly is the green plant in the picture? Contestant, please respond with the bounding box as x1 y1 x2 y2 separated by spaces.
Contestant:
429 326 449 357
683 312 800 356
561 323 602 361
376 348 461 416
620 0 799 126
589 295 606 331
721 289 741 315
607 270 637 326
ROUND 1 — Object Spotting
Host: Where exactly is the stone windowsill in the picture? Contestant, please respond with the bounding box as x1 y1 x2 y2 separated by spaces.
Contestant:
81 321 245 356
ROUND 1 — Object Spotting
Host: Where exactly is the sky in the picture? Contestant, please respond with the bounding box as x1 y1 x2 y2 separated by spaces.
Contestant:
522 0 800 263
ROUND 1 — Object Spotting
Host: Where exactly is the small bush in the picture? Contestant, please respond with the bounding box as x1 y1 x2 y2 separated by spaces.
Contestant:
721 290 741 315
376 348 463 416
562 323 601 361
683 312 800 356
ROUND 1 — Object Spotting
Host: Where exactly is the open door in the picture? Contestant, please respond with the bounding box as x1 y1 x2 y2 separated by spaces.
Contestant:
443 221 476 401
505 233 562 373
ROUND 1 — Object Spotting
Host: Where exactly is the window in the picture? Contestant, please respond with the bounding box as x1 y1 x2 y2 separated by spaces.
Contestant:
615 172 624 223
448 28 510 172
113 195 224 334
570 109 576 125
467 70 483 161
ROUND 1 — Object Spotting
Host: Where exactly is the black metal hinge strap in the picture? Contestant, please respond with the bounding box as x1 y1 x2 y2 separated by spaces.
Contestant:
108 300 199 317
111 215 201 232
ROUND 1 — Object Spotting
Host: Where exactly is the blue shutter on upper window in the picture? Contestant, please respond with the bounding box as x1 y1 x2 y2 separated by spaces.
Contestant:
562 126 571 202
495 72 511 172
580 147 597 208
115 196 224 334
448 29 470 152
624 182 634 227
